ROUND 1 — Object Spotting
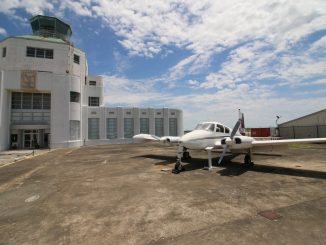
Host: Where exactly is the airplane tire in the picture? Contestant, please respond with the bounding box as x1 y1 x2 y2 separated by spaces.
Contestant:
244 155 251 165
244 155 254 167
182 152 191 160
174 162 184 172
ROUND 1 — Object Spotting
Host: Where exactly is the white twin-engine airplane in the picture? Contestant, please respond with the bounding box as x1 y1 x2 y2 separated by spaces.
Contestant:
133 111 326 174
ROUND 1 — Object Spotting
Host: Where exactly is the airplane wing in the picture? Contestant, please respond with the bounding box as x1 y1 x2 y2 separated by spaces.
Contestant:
252 138 326 148
133 134 181 144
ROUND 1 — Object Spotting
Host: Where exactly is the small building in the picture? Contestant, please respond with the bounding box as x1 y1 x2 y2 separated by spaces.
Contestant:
278 109 326 139
0 15 183 150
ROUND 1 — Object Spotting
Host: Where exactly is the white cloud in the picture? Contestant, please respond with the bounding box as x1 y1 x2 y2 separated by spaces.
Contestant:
0 27 7 36
1 0 325 129
101 74 326 129
1 1 325 58
0 0 54 15
187 80 200 88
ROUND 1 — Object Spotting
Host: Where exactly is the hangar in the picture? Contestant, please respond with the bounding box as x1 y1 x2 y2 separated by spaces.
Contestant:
0 15 183 151
279 109 326 139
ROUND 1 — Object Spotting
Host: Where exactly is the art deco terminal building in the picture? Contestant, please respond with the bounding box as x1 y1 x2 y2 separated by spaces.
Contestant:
0 15 183 150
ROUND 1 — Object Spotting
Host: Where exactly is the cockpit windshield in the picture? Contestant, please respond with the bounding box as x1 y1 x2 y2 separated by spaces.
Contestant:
194 123 215 132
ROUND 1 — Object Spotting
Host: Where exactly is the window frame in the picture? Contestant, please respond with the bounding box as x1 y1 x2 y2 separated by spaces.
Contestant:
88 96 99 106
89 81 96 86
70 91 80 103
107 118 118 139
26 47 36 57
2 47 6 57
216 124 224 133
26 47 53 59
74 54 80 64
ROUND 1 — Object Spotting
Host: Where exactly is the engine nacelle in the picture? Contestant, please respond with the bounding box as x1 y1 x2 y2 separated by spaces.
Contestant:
160 136 180 144
221 136 254 149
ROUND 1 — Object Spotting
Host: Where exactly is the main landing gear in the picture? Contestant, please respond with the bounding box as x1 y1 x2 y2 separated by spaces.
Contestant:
244 149 254 167
173 146 189 174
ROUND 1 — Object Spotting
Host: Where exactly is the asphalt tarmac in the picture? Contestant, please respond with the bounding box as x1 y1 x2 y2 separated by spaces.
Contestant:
0 143 325 244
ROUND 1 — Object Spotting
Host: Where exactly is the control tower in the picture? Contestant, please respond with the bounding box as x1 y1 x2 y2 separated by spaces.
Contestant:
30 15 72 42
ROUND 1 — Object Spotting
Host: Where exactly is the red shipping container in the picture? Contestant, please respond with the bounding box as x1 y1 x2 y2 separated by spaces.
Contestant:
251 128 271 137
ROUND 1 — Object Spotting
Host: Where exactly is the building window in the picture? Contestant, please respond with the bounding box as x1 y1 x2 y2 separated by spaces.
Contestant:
126 112 131 115
33 93 42 109
36 48 45 58
70 91 80 103
169 118 178 136
11 111 51 125
124 118 134 138
22 93 32 109
88 97 99 106
26 47 53 59
2 47 6 57
26 47 35 57
155 118 164 137
88 118 99 139
109 111 114 115
89 81 96 86
45 49 53 59
74 54 80 64
140 118 149 134
70 120 80 140
43 94 51 109
107 118 117 139
12 92 51 109
11 92 22 109
157 112 162 115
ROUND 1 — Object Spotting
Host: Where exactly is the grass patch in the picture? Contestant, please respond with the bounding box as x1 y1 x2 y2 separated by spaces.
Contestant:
288 144 311 149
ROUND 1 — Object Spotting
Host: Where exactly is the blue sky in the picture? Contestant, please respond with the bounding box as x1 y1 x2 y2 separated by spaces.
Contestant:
0 0 325 129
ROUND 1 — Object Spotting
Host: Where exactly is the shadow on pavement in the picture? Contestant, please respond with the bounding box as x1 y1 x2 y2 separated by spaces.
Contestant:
136 154 326 180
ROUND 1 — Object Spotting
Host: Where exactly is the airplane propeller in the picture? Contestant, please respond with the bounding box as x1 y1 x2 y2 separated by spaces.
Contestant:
218 119 241 165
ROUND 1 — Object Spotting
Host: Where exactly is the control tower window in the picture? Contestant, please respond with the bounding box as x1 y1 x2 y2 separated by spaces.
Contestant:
74 54 80 64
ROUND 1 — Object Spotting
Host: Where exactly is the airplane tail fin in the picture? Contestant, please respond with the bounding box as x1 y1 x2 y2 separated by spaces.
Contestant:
238 109 245 136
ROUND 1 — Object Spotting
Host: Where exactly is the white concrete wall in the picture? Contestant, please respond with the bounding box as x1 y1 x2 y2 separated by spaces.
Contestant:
83 76 103 106
0 36 183 150
0 37 87 150
81 106 183 145
0 71 10 150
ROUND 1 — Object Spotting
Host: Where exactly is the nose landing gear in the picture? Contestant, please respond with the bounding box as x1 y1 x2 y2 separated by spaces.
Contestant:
173 146 189 174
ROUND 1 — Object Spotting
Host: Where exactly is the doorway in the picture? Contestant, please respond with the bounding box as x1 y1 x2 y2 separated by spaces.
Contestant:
23 130 40 149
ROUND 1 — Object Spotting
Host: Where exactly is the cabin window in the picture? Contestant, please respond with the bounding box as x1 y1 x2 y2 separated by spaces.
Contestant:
195 123 215 132
225 127 230 133
216 124 224 133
